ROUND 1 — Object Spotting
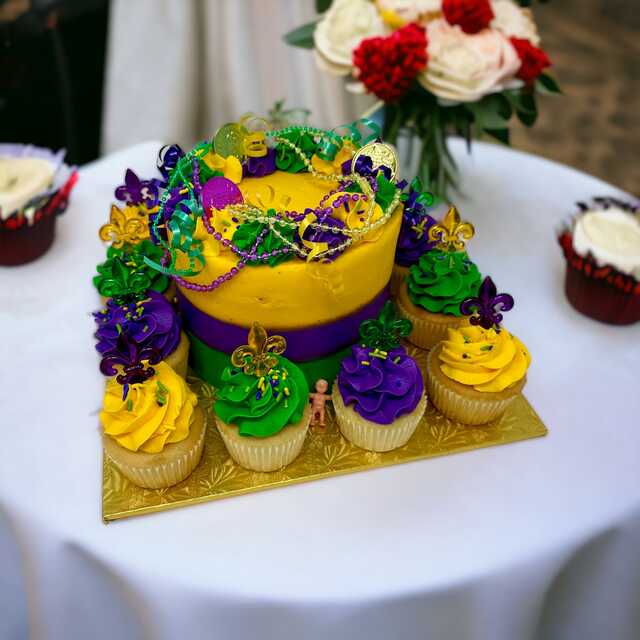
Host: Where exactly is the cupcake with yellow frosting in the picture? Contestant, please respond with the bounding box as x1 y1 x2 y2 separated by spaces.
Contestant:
214 323 311 472
398 205 482 349
99 339 204 488
426 276 531 425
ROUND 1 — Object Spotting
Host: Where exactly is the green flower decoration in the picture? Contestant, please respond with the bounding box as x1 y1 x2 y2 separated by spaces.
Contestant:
275 130 317 173
93 240 169 302
231 209 296 267
359 301 412 351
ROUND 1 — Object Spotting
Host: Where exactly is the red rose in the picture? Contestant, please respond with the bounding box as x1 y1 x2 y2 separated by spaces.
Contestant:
353 23 428 103
442 0 494 35
510 37 551 84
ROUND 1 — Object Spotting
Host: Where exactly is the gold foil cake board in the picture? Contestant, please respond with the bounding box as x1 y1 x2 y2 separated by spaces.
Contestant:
102 356 548 522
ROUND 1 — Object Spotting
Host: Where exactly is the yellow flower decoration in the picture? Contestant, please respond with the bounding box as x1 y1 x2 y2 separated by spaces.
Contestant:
201 152 243 184
99 204 150 248
231 323 287 377
428 205 475 252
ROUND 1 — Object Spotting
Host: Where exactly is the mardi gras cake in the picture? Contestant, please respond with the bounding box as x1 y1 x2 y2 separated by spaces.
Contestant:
105 115 436 388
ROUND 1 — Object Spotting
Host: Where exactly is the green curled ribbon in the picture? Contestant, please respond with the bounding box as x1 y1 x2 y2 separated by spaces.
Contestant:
406 176 435 208
359 301 412 351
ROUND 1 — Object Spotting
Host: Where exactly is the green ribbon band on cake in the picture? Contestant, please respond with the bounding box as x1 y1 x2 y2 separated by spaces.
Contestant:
188 332 351 389
214 355 308 438
408 249 482 316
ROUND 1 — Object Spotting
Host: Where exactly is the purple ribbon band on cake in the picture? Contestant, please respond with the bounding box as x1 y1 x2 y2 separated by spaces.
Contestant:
177 288 389 361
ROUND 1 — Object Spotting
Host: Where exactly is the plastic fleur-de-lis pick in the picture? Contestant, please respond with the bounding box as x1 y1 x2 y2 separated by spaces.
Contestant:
359 301 412 352
231 323 287 377
428 206 475 252
99 204 150 249
460 276 514 330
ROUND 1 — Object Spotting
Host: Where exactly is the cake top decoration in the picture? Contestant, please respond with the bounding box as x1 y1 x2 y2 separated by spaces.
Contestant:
99 204 150 248
359 301 412 352
99 332 161 399
231 323 288 377
115 168 159 208
460 276 514 330
351 141 399 182
428 205 475 252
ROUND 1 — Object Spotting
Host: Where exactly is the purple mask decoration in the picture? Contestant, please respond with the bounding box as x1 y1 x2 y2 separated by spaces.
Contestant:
115 169 160 208
99 333 161 399
460 276 514 330
157 144 185 188
201 177 244 212
243 148 277 178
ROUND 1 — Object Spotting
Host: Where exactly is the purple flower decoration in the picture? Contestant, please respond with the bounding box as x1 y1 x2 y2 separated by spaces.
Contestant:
460 276 515 330
94 291 181 361
341 155 392 180
115 169 160 208
157 144 185 188
243 148 277 178
294 209 347 262
396 178 436 267
99 332 161 399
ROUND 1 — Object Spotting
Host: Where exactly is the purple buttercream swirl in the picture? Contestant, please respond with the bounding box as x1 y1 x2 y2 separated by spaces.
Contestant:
243 148 277 178
93 291 181 360
337 345 423 425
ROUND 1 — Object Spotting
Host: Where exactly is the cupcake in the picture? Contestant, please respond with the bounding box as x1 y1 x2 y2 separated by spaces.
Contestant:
426 276 531 425
214 323 311 472
332 301 426 452
0 144 77 266
391 179 437 296
99 342 204 489
94 291 190 378
93 240 175 304
397 206 481 349
558 197 640 325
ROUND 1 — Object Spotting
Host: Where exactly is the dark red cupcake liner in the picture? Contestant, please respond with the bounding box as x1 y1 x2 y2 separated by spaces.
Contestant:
0 171 78 266
558 231 640 325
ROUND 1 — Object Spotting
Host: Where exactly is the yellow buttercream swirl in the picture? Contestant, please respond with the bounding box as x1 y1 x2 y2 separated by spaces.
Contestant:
438 326 531 393
100 362 197 453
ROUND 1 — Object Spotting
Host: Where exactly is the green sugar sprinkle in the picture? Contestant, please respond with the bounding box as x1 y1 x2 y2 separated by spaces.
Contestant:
126 398 133 411
480 345 493 351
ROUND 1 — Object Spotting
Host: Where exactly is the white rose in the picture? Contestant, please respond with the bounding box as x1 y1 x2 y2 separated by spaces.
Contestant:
375 0 441 24
419 19 521 103
314 0 387 76
490 0 540 45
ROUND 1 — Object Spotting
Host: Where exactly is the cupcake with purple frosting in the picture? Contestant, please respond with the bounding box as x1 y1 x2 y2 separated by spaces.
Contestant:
332 302 426 452
391 178 437 296
94 291 190 378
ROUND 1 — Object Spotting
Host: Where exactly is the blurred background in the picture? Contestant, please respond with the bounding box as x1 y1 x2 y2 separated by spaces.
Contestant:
0 0 637 192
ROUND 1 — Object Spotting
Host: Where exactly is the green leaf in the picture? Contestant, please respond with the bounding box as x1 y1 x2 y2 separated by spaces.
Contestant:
536 74 563 95
315 0 332 12
283 21 317 49
516 106 538 127
485 128 511 145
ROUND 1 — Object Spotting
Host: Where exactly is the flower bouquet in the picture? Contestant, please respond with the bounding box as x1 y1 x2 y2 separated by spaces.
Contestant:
285 0 560 196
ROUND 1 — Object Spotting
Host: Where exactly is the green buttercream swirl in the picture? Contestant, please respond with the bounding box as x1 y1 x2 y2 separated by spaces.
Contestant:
214 356 309 438
93 240 169 299
407 249 481 316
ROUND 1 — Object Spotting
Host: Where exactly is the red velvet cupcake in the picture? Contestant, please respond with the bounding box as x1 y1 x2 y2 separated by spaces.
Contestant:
558 197 640 325
0 145 77 266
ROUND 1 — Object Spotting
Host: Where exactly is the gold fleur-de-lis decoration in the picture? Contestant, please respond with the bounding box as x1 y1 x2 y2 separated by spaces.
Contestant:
99 204 150 248
428 206 475 252
231 323 287 377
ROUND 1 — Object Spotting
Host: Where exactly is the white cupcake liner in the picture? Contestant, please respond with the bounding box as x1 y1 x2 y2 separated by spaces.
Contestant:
332 386 426 452
216 405 310 472
426 348 518 425
105 414 206 489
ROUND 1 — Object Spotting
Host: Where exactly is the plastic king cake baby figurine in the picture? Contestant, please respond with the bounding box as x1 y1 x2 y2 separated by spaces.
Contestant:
309 379 331 429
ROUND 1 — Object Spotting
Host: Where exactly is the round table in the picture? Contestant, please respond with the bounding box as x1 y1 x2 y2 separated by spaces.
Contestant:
2 140 639 640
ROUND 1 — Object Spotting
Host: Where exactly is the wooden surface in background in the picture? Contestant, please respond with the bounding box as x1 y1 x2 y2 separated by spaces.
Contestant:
510 0 639 194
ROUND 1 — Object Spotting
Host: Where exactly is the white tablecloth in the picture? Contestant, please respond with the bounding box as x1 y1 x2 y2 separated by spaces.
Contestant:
1 141 639 640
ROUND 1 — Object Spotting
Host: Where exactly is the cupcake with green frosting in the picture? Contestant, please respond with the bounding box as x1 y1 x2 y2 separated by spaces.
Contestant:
398 206 482 349
214 323 311 471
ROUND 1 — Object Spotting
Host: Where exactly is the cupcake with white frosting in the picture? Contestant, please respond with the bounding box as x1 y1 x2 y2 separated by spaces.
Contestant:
0 144 76 265
558 197 640 325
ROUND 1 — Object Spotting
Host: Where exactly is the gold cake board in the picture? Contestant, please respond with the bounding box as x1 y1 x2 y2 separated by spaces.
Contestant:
102 347 548 522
